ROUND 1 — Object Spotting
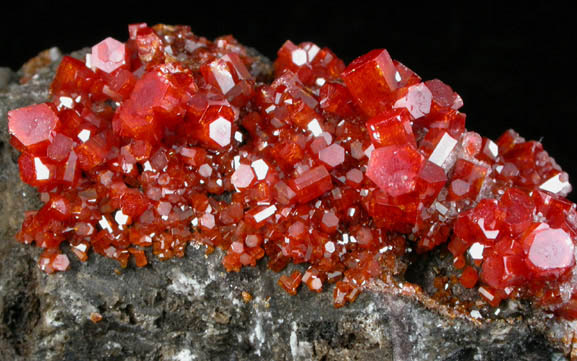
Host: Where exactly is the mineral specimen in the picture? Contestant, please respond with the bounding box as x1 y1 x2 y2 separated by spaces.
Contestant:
7 23 577 320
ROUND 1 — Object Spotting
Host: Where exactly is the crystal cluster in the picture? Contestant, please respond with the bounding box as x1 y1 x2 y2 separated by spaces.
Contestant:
8 24 577 317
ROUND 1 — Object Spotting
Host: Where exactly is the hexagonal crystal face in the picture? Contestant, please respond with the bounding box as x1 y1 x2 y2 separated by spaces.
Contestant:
8 103 59 147
318 144 345 168
291 48 308 66
528 227 574 270
91 37 126 73
231 164 255 189
209 116 231 147
321 211 339 233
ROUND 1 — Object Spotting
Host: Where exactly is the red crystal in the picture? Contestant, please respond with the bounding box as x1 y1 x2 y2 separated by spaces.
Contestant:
318 143 345 168
366 144 424 197
231 164 256 189
275 40 344 87
459 266 479 289
201 53 252 94
91 37 128 74
366 108 416 148
192 100 234 149
424 79 462 111
288 165 333 203
481 251 527 289
38 249 70 274
415 161 447 206
8 24 577 320
448 159 488 201
51 56 99 97
456 199 500 242
120 189 150 218
18 152 57 188
302 266 325 292
499 188 535 235
8 103 60 152
342 49 397 117
319 82 355 118
47 133 75 162
278 270 303 295
321 211 339 234
394 83 433 119
523 223 575 277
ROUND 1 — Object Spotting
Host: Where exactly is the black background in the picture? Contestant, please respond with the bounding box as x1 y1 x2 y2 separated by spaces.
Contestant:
2 2 576 200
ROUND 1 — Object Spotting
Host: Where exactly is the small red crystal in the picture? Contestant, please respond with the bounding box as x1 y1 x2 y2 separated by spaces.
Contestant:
278 270 303 295
231 164 256 189
288 165 333 203
318 143 345 168
18 152 57 188
448 159 488 201
38 249 70 274
459 266 478 289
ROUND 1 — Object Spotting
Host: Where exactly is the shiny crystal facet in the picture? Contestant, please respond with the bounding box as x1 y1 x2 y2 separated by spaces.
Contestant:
342 49 397 117
366 145 424 197
91 37 127 73
8 103 59 149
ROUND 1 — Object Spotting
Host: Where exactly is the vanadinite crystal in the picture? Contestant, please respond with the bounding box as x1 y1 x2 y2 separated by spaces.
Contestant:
8 23 577 319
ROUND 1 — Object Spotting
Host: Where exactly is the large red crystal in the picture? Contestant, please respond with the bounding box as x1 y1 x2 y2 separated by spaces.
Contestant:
8 103 60 152
9 23 577 319
366 144 424 197
342 49 397 117
90 37 128 74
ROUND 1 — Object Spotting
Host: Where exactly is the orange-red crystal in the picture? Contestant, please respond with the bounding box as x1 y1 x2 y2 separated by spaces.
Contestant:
7 23 577 317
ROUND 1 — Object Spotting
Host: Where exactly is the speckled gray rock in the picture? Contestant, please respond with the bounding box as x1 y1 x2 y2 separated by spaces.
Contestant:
0 48 574 361
0 67 13 90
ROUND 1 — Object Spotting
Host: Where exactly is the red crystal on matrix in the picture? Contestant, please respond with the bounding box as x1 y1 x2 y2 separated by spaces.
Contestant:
8 23 577 318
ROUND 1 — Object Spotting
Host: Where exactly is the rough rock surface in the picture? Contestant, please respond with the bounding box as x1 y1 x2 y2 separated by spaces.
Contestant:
0 48 574 361
0 68 12 90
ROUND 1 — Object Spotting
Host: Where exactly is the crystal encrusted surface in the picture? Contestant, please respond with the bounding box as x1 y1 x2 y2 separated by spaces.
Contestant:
7 23 577 318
